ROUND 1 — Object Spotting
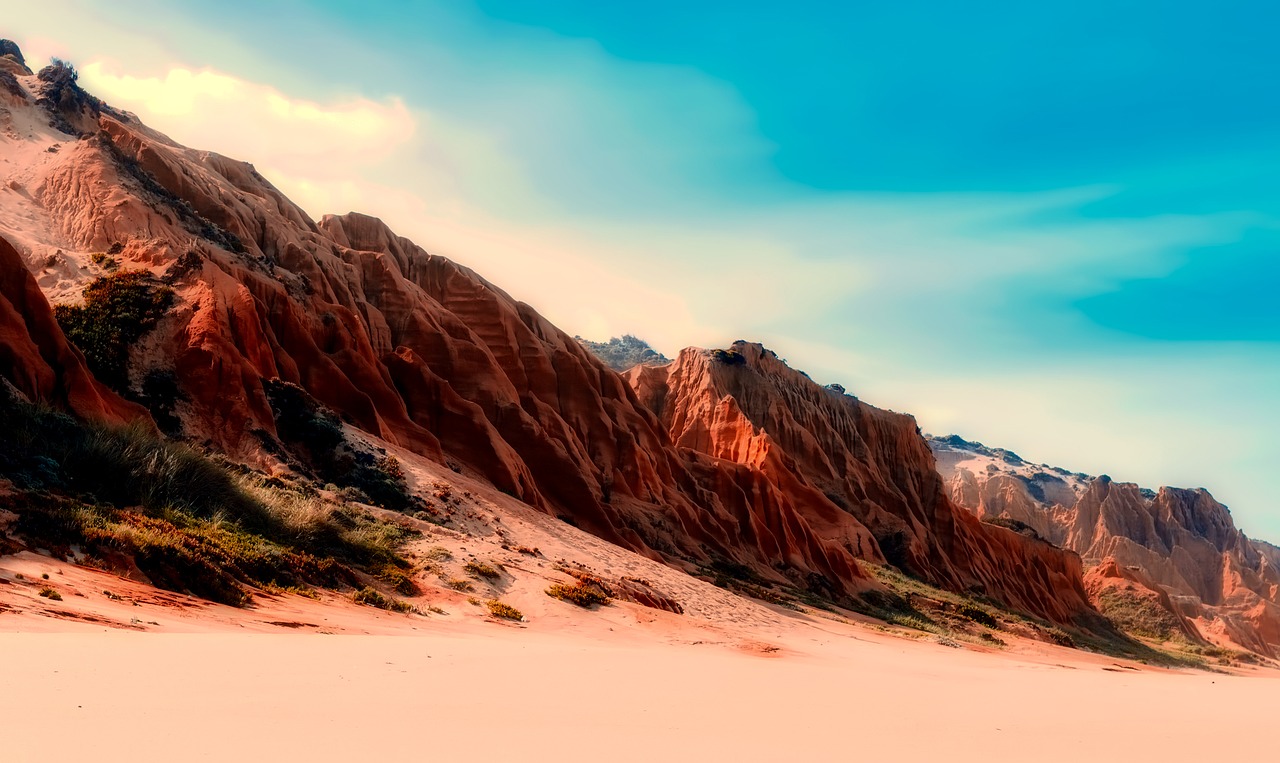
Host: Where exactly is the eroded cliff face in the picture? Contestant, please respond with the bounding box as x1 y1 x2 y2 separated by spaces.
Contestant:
0 233 142 422
628 344 1093 624
933 436 1280 655
0 56 873 602
0 45 1095 624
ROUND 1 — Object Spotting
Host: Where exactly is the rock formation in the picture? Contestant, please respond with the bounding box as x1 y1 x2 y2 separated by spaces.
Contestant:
0 39 1097 626
627 345 1093 623
932 435 1280 655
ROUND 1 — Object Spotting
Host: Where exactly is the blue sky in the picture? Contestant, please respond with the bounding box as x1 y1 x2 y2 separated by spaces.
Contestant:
9 1 1280 536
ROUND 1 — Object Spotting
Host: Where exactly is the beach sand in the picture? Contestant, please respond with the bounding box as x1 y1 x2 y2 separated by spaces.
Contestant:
3 447 1276 763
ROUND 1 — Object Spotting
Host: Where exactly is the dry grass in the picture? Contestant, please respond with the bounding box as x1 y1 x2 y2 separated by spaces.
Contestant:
1 394 416 607
352 586 416 614
486 600 523 621
463 560 501 580
546 579 611 608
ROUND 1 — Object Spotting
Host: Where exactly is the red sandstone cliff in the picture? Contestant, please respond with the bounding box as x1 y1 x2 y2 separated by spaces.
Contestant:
0 44 1095 625
628 344 1093 623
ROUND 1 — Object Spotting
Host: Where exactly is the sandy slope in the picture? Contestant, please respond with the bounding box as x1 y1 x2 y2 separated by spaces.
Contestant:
3 434 1278 762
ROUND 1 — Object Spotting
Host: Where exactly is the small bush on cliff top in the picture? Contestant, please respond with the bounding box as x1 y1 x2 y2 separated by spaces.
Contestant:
54 271 173 392
982 516 1047 543
710 348 747 366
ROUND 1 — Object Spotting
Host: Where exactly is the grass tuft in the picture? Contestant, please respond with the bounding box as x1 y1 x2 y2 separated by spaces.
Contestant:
486 599 523 621
352 586 416 613
546 579 612 608
463 560 501 580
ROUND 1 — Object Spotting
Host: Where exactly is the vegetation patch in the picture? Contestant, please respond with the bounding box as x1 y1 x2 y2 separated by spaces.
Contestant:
710 348 747 366
262 379 418 512
1094 587 1189 644
574 334 671 372
374 565 419 596
0 393 414 607
352 586 416 614
54 271 174 391
546 579 612 608
424 546 453 562
982 516 1048 543
956 603 1000 629
38 586 62 601
463 560 501 580
486 600 523 621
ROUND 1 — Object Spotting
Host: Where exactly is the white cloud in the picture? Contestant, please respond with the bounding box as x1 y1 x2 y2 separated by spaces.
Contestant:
7 5 1278 537
81 63 416 175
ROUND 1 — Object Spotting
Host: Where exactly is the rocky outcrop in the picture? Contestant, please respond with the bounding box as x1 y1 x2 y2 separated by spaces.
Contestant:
0 42 1096 625
0 62 871 603
0 40 25 68
628 344 1093 624
933 435 1280 654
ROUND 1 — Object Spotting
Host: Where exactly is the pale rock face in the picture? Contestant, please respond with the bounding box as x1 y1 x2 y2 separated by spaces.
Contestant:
0 41 1096 625
932 435 1280 655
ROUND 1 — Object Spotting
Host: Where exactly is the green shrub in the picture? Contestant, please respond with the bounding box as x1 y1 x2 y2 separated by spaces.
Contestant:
54 271 174 391
352 586 415 613
957 604 999 629
38 586 62 601
546 580 611 608
0 394 413 607
262 379 416 512
138 369 185 435
486 600 523 620
375 565 418 596
89 251 118 269
1095 587 1187 643
982 516 1046 542
710 348 747 366
425 546 453 562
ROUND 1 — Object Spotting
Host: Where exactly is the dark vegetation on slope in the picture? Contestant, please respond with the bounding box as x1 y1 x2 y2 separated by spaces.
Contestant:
261 379 421 513
0 390 414 606
1093 587 1191 644
981 516 1048 543
53 271 173 392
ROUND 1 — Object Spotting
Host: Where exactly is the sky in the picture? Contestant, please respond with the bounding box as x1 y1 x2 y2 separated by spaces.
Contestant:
8 1 1280 537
